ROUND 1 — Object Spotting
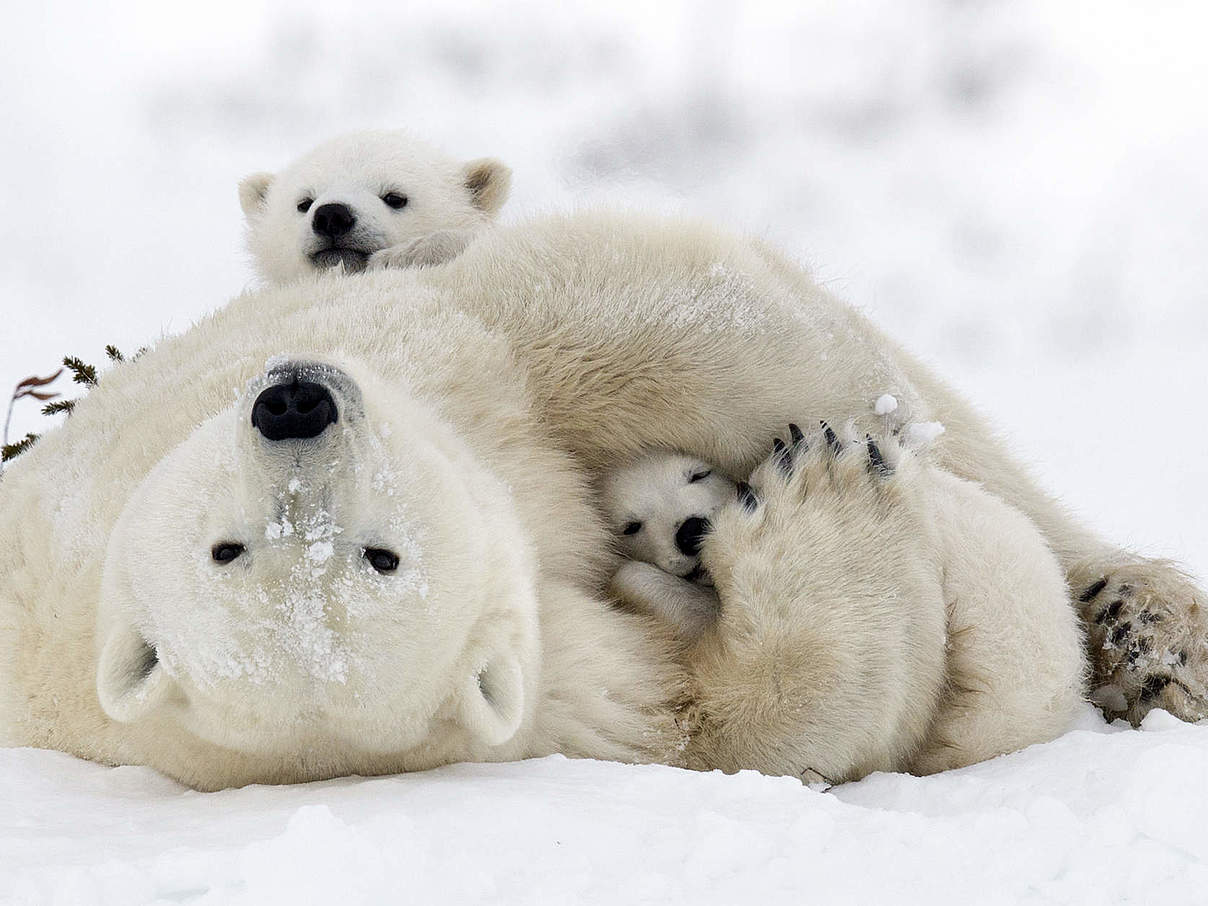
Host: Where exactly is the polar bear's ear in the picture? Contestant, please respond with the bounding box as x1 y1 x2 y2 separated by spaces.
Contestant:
455 651 526 747
461 158 512 218
238 171 275 220
96 622 174 724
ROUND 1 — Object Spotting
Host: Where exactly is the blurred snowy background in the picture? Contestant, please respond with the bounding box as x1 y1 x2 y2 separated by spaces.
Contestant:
1 0 1205 575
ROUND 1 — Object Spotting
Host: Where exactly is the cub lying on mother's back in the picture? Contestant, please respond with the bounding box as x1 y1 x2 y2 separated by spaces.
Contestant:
239 130 511 283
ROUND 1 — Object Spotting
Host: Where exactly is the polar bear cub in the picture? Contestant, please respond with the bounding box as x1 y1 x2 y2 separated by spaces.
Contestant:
239 130 511 284
601 451 737 639
606 424 1087 775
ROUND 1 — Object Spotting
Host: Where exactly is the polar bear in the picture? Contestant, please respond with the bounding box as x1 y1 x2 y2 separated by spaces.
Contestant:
239 130 511 284
603 429 1085 776
0 211 1204 792
601 451 736 639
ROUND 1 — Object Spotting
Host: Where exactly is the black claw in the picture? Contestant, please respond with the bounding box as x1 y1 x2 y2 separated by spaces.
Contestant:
1079 578 1109 603
820 420 839 454
736 481 759 512
789 423 804 446
772 438 792 476
1109 621 1132 646
1095 599 1125 625
866 436 889 475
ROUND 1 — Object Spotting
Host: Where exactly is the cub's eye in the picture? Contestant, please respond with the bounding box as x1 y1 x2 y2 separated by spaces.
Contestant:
381 192 408 209
297 197 313 213
211 542 245 564
688 470 712 484
364 547 400 574
622 522 642 536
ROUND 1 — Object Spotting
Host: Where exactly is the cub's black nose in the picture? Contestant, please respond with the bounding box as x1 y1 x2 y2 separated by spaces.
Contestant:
311 203 356 238
251 381 338 441
675 517 710 557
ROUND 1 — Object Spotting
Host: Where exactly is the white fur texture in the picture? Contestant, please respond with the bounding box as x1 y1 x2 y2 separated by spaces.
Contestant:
604 436 1084 776
0 210 1202 790
240 130 510 285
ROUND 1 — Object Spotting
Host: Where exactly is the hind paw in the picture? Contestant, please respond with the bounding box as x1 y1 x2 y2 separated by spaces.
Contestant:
1072 561 1208 724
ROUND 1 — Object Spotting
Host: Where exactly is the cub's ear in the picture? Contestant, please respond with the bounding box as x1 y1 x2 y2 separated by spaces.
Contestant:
461 158 512 218
238 171 275 220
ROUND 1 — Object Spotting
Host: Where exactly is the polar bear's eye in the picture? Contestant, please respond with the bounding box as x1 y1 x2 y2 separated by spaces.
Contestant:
364 547 400 574
211 542 245 564
622 522 642 536
381 193 408 210
688 470 712 484
296 197 313 214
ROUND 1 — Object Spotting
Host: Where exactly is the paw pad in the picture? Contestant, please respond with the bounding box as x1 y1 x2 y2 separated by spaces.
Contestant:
1074 565 1208 723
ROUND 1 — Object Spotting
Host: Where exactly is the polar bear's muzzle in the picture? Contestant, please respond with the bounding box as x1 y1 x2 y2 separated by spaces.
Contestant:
251 380 338 441
246 359 364 441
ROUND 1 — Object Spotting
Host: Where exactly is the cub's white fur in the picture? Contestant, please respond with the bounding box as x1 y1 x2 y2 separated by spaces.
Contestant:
240 130 510 284
604 435 1085 777
601 452 737 639
689 426 1084 778
1 210 1203 791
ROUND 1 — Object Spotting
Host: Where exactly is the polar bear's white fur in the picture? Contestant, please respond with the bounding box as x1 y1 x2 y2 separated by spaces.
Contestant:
240 130 510 284
1 211 1204 790
603 432 1085 776
689 426 1084 777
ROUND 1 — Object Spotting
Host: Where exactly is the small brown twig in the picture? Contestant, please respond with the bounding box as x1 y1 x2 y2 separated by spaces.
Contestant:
2 368 64 470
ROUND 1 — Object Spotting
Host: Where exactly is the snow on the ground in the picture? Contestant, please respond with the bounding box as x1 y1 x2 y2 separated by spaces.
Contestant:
3 2 1208 903
3 707 1206 905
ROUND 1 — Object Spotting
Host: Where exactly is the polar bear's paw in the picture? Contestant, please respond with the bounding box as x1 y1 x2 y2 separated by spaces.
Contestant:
1072 560 1208 725
689 423 933 780
742 420 901 498
701 422 917 592
368 229 474 271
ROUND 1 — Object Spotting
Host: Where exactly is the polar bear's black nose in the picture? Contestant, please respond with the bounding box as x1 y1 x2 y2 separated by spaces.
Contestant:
676 517 710 557
311 203 356 238
251 380 338 441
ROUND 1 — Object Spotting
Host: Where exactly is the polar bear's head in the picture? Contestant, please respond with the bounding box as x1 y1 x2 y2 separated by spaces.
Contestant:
94 357 537 778
601 452 736 586
239 130 511 284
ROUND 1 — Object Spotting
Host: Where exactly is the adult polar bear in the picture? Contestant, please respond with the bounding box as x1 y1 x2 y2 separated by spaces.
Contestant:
0 212 1202 791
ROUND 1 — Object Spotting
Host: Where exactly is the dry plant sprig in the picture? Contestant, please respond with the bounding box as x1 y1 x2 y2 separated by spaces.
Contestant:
2 344 139 470
1 433 39 463
41 399 77 416
62 356 98 386
2 369 64 467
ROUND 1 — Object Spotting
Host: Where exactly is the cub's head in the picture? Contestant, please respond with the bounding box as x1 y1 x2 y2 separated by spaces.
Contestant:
239 130 510 284
95 357 537 784
601 452 736 586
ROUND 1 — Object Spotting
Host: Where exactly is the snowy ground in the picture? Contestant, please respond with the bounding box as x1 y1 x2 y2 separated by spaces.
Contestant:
2 1 1207 902
4 707 1208 904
